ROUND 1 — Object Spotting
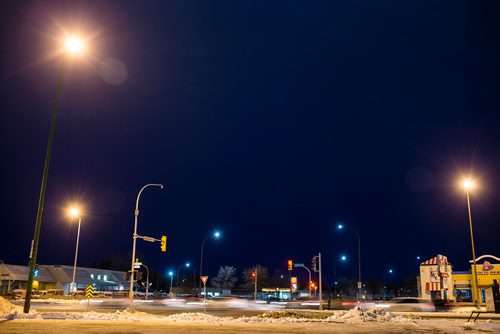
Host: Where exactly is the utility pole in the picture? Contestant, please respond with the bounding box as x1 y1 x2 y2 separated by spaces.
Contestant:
318 252 323 310
254 267 258 301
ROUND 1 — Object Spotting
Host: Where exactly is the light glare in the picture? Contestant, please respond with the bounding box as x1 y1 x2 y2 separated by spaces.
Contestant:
64 35 85 54
462 179 476 191
69 207 80 218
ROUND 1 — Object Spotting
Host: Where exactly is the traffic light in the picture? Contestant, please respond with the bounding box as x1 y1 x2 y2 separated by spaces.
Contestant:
312 256 317 272
34 264 39 277
287 260 293 271
160 235 167 252
252 271 256 278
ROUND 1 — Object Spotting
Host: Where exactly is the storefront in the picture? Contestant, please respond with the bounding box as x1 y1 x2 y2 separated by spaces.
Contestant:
419 254 453 301
452 255 500 303
418 254 500 304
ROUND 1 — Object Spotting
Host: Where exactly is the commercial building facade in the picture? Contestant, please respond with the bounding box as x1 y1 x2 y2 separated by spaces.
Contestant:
418 254 500 303
0 262 130 295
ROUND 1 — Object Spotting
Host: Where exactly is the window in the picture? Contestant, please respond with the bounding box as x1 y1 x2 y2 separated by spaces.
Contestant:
97 275 101 280
103 275 107 281
90 274 94 279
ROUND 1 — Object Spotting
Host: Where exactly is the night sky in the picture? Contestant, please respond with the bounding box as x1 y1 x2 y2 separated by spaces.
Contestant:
1 1 499 286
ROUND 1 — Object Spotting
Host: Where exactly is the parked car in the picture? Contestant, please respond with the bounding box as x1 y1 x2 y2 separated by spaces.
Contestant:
377 297 435 312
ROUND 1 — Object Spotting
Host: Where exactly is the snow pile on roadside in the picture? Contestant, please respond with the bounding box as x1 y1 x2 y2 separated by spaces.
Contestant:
326 307 415 324
164 312 232 323
28 310 163 321
0 296 22 316
33 298 81 304
234 310 324 323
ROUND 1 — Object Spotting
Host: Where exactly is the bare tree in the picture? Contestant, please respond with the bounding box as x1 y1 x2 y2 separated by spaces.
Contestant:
241 265 270 291
212 266 238 289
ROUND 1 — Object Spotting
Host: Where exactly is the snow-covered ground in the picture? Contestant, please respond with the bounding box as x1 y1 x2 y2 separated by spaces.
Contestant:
1 297 499 333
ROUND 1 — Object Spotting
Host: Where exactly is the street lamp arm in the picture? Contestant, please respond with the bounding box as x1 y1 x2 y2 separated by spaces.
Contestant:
136 184 164 211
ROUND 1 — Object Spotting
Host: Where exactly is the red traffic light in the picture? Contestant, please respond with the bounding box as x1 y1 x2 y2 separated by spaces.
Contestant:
252 272 256 277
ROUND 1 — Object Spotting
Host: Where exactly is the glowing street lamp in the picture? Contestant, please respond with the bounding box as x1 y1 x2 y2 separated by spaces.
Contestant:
199 231 221 290
337 223 362 302
24 36 88 313
383 268 393 300
333 255 347 298
168 271 174 293
64 35 85 54
68 206 82 296
177 262 191 287
460 177 481 309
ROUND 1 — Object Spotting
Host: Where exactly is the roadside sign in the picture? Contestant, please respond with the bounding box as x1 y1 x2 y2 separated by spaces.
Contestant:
85 285 94 312
85 284 94 299
294 263 304 267
201 276 208 285
358 282 362 289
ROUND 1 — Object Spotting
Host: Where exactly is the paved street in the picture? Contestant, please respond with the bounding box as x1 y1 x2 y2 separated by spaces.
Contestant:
1 319 499 334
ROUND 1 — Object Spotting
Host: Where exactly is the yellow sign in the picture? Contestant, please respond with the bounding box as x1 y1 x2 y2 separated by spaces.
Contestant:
85 284 94 299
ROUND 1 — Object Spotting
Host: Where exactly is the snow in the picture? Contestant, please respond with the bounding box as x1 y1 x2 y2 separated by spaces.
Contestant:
0 296 22 315
325 307 416 324
2 298 500 334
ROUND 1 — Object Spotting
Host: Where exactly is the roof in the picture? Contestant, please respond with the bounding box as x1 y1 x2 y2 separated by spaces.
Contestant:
0 264 55 282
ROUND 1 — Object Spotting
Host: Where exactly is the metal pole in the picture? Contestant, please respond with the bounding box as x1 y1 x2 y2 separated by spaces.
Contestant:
466 191 481 310
71 216 82 296
334 260 337 298
319 252 323 310
297 265 312 297
199 235 209 291
128 184 163 311
203 282 207 313
24 60 66 314
170 275 173 292
177 266 181 288
142 264 149 300
254 266 258 301
355 229 361 303
304 266 312 298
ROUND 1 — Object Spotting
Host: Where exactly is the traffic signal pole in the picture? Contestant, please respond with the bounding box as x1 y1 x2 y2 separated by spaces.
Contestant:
318 252 323 310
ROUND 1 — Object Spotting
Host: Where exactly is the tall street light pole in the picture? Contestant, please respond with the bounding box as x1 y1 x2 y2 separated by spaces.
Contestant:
128 184 163 310
69 207 82 295
24 35 86 314
461 178 481 310
199 231 220 290
168 271 174 294
333 255 347 298
177 262 190 287
337 223 362 303
383 268 393 300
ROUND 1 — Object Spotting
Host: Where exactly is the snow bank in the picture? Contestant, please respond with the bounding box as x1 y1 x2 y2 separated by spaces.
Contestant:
326 307 416 324
0 296 22 316
164 312 233 323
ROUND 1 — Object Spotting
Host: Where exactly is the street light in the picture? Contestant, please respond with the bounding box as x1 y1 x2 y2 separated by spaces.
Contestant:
460 177 481 309
199 231 221 290
337 223 362 302
68 206 82 296
24 35 87 313
333 255 347 299
168 271 174 294
383 268 393 300
128 184 163 310
177 262 190 287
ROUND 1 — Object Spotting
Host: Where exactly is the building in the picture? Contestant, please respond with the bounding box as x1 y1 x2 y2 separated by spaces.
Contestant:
0 262 131 295
418 254 500 303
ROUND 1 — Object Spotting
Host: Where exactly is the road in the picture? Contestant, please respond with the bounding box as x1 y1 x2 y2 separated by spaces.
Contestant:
1 319 499 334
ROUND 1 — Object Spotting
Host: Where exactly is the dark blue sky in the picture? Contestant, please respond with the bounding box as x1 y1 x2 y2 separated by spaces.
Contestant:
1 1 499 285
